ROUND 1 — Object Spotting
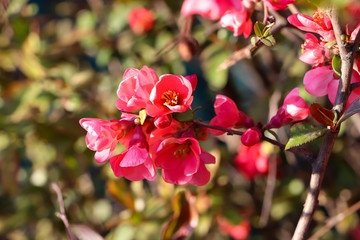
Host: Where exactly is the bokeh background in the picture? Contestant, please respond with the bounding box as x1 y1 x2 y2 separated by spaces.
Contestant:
1 0 360 239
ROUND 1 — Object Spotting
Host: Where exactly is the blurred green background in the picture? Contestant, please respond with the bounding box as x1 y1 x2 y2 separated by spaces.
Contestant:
1 0 360 239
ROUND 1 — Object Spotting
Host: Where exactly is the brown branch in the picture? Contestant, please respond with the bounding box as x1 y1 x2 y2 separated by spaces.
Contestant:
308 200 360 240
51 182 77 240
292 130 338 240
331 8 354 115
292 7 359 240
193 120 315 161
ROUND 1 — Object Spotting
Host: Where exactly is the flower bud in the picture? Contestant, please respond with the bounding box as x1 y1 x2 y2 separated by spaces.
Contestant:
241 127 262 146
128 7 154 35
154 114 172 129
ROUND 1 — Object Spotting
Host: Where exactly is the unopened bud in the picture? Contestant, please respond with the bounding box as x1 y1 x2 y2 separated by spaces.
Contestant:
241 127 262 146
177 36 199 62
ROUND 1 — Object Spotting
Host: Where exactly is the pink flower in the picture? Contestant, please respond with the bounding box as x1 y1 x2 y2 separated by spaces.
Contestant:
288 10 335 42
79 118 133 163
217 216 251 240
220 8 253 38
209 95 254 135
180 0 234 20
235 142 269 179
110 126 156 181
266 88 309 129
303 66 360 108
128 7 154 35
241 127 262 146
154 137 201 185
146 74 194 117
116 66 158 112
299 33 330 65
264 0 297 10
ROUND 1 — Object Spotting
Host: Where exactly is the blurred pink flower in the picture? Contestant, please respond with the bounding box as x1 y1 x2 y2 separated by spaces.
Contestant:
299 33 330 65
266 88 309 129
235 142 269 179
146 74 194 117
264 0 297 10
180 0 234 20
116 66 158 112
217 216 251 240
288 9 335 42
188 149 216 186
220 8 252 38
128 7 154 35
209 95 254 135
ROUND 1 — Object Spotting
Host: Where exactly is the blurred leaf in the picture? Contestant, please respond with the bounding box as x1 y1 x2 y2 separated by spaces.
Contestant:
107 179 135 212
310 103 335 127
161 190 198 240
139 109 147 125
173 109 194 122
285 123 327 150
71 224 104 240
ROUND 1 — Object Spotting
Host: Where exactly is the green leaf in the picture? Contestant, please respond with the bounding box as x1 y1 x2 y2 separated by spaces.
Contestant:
285 123 327 150
261 35 276 47
254 21 266 38
173 109 194 122
332 55 341 77
250 36 257 46
262 23 275 37
139 109 147 125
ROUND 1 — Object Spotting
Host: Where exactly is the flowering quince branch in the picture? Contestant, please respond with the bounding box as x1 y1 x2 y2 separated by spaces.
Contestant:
292 8 360 240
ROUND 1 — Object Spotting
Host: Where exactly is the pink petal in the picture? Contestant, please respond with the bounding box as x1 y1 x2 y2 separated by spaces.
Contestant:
303 67 335 97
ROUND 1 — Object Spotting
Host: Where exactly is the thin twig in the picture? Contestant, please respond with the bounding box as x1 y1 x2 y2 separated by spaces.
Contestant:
51 182 77 240
308 200 360 240
193 120 315 161
259 155 277 227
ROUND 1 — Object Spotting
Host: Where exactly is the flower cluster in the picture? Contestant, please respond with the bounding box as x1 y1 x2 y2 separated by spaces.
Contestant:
180 0 296 38
288 10 360 107
80 66 215 186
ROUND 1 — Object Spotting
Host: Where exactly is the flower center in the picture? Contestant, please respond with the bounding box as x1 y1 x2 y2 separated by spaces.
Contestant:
161 90 180 106
312 10 329 30
173 141 192 159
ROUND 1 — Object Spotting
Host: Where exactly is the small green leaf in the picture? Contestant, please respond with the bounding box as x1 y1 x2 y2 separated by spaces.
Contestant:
261 35 276 47
332 55 341 77
139 109 147 125
262 23 275 37
325 41 337 47
285 123 327 150
250 36 257 46
254 21 266 38
173 109 194 122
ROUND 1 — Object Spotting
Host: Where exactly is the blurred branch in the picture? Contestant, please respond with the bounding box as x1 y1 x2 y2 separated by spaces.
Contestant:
259 154 277 227
308 200 360 240
52 182 78 240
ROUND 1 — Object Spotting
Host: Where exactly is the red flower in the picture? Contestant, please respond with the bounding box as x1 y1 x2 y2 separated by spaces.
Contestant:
146 74 194 117
288 10 335 42
264 0 297 10
128 7 154 35
154 137 201 185
110 126 156 181
299 33 330 65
